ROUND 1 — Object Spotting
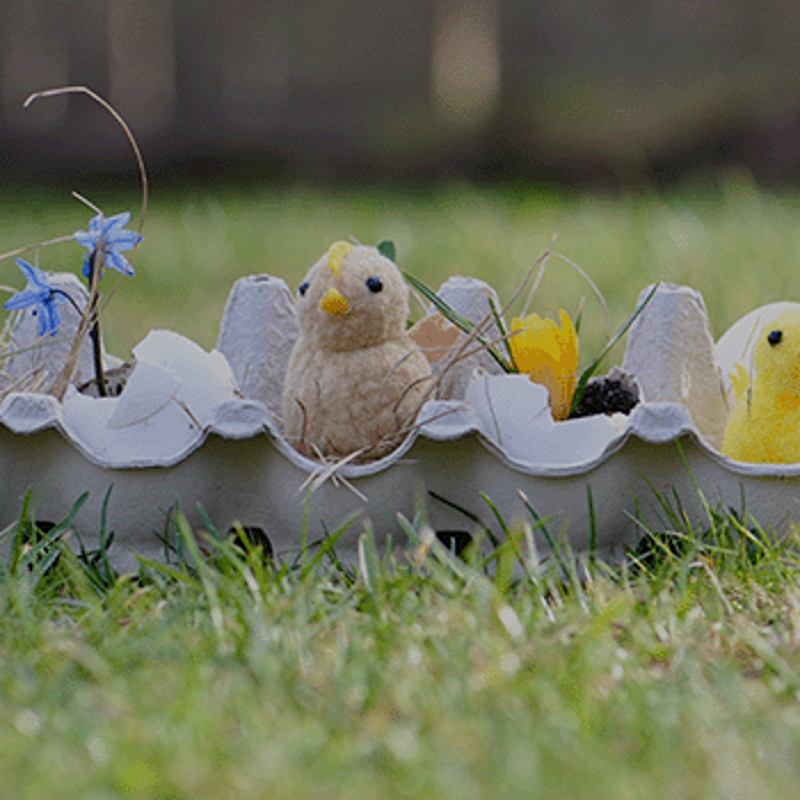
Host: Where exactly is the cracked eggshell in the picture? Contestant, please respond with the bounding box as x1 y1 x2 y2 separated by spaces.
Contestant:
106 362 179 429
464 371 628 468
420 276 506 400
54 330 240 468
133 329 237 424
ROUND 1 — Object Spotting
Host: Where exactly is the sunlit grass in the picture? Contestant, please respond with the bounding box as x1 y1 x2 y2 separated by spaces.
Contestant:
1 497 800 798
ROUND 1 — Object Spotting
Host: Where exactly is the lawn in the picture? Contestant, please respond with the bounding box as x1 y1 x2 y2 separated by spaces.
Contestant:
2 170 799 360
2 176 800 798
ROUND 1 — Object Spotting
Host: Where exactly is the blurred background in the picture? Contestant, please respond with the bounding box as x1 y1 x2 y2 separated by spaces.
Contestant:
2 0 800 189
2 0 800 360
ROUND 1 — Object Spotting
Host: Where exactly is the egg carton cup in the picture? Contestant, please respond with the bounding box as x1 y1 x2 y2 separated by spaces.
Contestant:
0 275 795 572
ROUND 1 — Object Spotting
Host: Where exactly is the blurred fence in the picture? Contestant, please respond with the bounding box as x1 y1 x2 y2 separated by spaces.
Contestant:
2 0 800 186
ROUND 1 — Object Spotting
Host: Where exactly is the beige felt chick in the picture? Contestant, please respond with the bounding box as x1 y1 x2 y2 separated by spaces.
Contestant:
281 241 432 460
723 309 800 463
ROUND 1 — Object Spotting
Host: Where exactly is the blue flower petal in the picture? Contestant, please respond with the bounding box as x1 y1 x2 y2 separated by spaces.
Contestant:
41 300 62 337
74 231 95 250
4 289 37 311
4 259 61 336
103 211 131 235
110 230 143 251
13 259 37 283
105 250 136 276
73 211 142 282
14 258 49 291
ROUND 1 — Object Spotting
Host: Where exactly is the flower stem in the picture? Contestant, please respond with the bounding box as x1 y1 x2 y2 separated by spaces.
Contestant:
85 252 106 397
89 298 106 397
52 288 84 317
53 287 106 393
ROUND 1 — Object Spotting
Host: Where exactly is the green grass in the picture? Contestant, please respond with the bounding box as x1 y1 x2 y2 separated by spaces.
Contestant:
3 169 800 364
4 176 800 796
2 498 800 798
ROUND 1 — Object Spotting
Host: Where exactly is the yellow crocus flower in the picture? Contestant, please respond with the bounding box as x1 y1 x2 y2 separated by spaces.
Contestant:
509 309 579 421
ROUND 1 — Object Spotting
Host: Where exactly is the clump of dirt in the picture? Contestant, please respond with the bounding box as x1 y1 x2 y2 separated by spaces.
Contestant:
569 370 640 419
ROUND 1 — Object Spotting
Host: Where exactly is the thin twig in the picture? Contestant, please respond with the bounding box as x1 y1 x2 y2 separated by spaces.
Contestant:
549 251 610 343
176 398 202 429
364 401 469 462
50 244 105 399
0 235 78 264
423 304 503 400
391 372 436 417
444 329 524 371
25 86 148 237
23 85 149 398
294 397 308 450
298 447 369 500
71 192 103 217
506 243 554 319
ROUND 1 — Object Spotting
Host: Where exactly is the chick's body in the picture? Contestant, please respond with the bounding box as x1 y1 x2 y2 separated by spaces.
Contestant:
723 310 800 463
281 242 432 460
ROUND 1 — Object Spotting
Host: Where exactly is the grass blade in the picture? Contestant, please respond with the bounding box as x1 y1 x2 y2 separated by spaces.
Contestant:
404 271 514 372
570 281 660 414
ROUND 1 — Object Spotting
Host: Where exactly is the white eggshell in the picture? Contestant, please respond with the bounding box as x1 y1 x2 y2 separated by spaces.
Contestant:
106 361 179 429
465 371 627 467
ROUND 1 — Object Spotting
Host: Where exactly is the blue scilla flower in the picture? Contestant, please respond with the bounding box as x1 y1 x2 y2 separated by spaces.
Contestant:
3 258 63 337
74 211 142 279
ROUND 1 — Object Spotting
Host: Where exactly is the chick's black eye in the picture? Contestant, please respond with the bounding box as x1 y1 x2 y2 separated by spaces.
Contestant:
366 277 383 293
768 329 783 346
298 282 309 297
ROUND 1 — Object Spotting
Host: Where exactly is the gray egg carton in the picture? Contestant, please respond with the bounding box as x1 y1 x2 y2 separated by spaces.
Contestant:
0 276 795 572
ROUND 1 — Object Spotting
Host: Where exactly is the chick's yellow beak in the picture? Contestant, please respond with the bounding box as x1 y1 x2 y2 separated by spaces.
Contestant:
320 287 351 316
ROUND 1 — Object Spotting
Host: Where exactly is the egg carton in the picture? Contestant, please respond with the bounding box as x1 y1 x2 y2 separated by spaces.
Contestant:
0 276 795 572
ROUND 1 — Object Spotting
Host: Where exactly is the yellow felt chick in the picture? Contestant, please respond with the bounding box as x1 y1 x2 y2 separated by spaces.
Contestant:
281 241 432 460
722 309 800 463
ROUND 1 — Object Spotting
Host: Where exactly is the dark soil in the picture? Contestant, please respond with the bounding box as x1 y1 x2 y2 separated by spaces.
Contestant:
569 374 640 419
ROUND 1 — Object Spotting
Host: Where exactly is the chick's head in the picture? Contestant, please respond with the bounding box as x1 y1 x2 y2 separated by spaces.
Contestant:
295 241 410 352
751 310 800 408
